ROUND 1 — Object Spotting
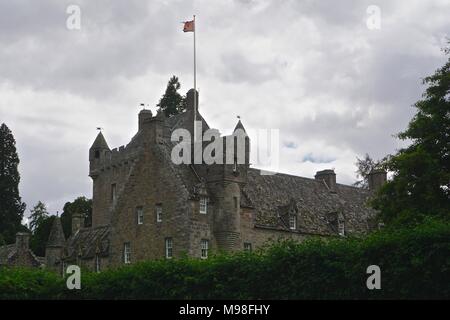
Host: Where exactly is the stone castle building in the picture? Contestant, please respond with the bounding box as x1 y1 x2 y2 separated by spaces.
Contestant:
1 89 386 272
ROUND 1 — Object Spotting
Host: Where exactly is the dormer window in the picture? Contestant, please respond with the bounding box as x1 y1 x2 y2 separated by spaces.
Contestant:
199 197 208 214
289 215 297 230
338 219 345 236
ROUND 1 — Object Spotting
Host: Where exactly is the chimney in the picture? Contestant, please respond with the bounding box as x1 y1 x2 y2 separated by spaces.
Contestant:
368 169 387 191
186 89 199 111
72 212 84 235
315 169 337 192
15 232 30 250
138 108 153 131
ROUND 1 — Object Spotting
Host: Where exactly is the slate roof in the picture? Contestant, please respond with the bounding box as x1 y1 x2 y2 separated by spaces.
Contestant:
241 168 377 236
0 244 15 265
65 226 110 260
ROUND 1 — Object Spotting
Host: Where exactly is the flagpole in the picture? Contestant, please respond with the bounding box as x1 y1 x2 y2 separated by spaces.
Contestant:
193 14 197 142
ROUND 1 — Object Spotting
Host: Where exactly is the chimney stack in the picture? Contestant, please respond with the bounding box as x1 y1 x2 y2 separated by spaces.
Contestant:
15 232 30 250
186 89 199 111
368 169 387 191
72 212 84 235
315 169 337 192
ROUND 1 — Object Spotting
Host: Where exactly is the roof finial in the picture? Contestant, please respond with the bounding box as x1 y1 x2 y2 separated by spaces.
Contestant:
237 115 241 120
96 127 103 131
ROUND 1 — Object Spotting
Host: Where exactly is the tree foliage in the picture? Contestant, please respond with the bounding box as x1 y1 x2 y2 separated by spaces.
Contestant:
353 153 383 189
30 215 55 257
372 50 450 225
60 196 92 238
156 76 186 117
0 123 26 244
29 201 49 232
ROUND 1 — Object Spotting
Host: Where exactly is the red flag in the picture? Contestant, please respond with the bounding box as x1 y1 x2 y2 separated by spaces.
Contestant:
183 20 195 32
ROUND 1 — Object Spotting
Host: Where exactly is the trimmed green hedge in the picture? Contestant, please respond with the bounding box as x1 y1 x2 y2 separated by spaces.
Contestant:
1 218 449 299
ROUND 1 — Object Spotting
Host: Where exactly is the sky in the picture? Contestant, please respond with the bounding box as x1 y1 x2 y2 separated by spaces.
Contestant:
0 0 449 218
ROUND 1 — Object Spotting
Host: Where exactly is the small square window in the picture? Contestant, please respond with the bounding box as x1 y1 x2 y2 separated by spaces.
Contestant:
123 242 131 264
289 215 297 230
165 238 173 259
136 207 144 225
199 197 208 214
244 242 252 252
201 239 209 259
156 204 162 222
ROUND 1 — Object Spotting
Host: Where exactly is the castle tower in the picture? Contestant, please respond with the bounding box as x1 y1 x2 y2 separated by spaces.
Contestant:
89 131 110 177
45 217 65 272
208 120 250 252
89 132 111 227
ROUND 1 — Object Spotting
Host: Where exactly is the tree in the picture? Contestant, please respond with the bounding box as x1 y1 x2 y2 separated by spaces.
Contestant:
29 201 49 232
157 76 186 117
0 123 26 243
372 50 450 226
353 153 383 189
30 215 55 257
60 196 92 238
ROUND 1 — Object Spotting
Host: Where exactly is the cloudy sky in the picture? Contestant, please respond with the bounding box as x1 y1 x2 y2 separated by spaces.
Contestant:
0 0 449 218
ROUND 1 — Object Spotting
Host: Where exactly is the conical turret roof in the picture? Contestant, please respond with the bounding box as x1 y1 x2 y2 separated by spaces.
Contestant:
234 119 246 133
47 217 65 247
90 131 110 150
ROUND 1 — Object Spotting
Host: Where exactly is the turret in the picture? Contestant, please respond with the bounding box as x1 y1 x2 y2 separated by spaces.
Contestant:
45 217 65 272
138 108 153 131
208 119 251 252
89 131 110 178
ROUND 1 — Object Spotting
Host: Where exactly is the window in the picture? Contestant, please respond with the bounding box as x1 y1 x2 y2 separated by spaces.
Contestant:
199 197 208 214
156 204 162 222
94 150 100 159
165 238 173 259
123 242 131 264
233 196 238 209
111 184 117 205
201 239 209 259
289 215 297 230
95 254 100 272
136 206 144 225
338 220 345 236
244 242 252 252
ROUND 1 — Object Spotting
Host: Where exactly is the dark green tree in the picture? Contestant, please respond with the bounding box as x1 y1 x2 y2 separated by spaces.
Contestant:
30 215 55 257
353 153 383 189
60 196 92 238
29 201 49 232
157 76 186 117
372 50 450 225
0 123 26 243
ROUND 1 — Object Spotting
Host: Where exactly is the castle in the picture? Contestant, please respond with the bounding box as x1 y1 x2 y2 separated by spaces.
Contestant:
1 89 386 272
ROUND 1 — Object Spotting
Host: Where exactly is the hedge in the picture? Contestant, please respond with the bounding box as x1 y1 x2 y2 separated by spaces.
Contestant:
1 218 449 299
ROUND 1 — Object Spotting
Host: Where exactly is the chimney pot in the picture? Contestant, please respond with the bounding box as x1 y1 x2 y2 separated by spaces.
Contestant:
72 213 84 235
368 169 387 191
15 232 30 250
